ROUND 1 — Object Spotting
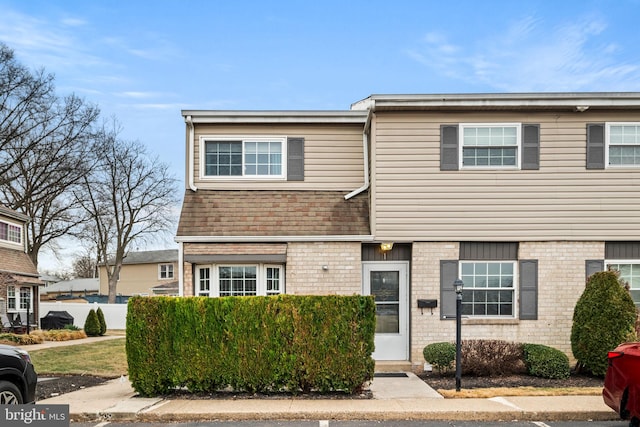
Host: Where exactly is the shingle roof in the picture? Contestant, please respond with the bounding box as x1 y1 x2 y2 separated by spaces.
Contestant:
0 247 39 277
177 190 370 238
42 278 99 294
119 249 178 265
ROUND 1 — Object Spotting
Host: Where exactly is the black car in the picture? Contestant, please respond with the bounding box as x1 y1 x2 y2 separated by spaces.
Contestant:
0 344 37 404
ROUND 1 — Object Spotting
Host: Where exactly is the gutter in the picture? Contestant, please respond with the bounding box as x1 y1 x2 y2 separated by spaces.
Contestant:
174 235 375 243
344 108 372 200
185 115 197 192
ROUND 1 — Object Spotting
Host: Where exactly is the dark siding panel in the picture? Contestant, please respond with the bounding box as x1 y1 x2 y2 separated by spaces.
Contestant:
585 260 604 280
362 243 411 261
440 125 459 170
459 242 518 260
605 242 640 259
522 124 540 170
586 124 605 170
287 137 305 181
440 260 459 319
519 260 538 320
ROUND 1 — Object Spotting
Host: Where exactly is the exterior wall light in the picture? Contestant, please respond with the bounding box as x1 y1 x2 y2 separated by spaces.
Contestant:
380 242 394 252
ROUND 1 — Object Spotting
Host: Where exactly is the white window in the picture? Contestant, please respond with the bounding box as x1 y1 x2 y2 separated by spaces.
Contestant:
0 220 22 245
6 286 31 313
196 264 284 297
7 286 16 310
606 261 640 306
460 123 520 169
201 136 286 179
607 123 640 167
460 261 516 317
159 264 174 280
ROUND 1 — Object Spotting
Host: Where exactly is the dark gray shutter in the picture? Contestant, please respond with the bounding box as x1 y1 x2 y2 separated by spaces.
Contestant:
585 260 604 280
440 125 459 171
522 124 540 170
440 260 459 320
519 260 538 320
586 124 605 169
287 137 304 181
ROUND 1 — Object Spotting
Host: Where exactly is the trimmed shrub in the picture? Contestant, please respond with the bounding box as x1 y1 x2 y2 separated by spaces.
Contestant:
461 339 526 376
423 342 456 373
96 307 107 336
126 295 375 396
0 333 43 345
84 309 101 337
571 270 638 376
522 343 570 379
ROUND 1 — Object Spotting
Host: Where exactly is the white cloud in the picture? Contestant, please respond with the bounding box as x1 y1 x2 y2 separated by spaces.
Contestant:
407 14 640 92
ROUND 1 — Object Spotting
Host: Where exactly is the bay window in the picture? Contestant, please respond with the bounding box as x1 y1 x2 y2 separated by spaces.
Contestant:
196 264 284 297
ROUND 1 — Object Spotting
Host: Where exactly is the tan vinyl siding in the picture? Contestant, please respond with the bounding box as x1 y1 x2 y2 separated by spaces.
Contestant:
373 111 640 241
192 124 364 190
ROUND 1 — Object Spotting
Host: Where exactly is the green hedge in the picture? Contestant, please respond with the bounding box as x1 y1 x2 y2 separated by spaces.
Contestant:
522 343 570 379
126 295 375 396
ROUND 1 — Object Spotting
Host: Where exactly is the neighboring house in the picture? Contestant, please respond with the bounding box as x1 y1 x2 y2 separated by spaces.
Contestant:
99 249 179 297
40 278 99 301
0 205 43 326
176 93 640 371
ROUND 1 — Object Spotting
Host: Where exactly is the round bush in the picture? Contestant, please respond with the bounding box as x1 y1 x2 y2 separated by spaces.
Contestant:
84 309 101 337
571 270 638 376
423 342 456 373
522 343 570 379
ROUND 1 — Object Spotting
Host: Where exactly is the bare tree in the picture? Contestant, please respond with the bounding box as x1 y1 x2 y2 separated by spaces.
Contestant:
78 123 178 303
71 252 98 279
0 94 100 267
0 43 60 184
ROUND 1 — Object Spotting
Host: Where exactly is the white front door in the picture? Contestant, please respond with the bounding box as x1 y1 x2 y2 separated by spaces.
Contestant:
363 262 409 360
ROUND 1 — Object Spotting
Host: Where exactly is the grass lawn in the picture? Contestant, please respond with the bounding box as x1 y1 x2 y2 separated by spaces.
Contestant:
28 337 127 377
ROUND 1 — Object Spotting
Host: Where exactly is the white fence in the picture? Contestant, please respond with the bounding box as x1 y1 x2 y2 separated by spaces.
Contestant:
40 302 128 330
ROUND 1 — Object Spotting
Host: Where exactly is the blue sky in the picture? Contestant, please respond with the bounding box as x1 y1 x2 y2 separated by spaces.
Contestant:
2 0 640 271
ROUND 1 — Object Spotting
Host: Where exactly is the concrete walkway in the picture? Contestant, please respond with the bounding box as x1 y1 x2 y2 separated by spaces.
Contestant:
25 335 620 422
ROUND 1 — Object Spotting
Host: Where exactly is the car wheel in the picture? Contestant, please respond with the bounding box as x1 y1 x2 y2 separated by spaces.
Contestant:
0 380 23 404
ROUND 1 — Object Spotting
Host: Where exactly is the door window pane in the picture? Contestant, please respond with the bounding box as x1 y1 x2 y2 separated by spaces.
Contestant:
371 271 400 333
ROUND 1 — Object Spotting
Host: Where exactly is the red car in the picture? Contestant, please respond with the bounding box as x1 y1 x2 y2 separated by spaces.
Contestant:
604 342 640 426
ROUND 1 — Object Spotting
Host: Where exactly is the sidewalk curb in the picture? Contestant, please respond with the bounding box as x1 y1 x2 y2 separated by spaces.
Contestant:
70 408 620 423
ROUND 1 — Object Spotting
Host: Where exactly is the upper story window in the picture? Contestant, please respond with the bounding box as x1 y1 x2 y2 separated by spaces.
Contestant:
607 123 640 166
159 263 174 280
0 220 22 245
202 137 286 179
461 124 520 168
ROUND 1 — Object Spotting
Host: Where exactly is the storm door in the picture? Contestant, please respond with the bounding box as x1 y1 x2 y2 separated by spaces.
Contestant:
363 262 409 360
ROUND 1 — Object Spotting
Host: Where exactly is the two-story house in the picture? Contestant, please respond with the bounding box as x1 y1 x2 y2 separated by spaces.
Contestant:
176 93 640 371
0 205 43 326
99 249 179 298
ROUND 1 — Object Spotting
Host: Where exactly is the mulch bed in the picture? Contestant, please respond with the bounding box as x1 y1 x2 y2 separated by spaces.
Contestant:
419 371 604 390
37 375 113 401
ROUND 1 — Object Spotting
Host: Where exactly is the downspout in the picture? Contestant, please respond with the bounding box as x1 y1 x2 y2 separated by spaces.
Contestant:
185 115 197 192
344 108 372 200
